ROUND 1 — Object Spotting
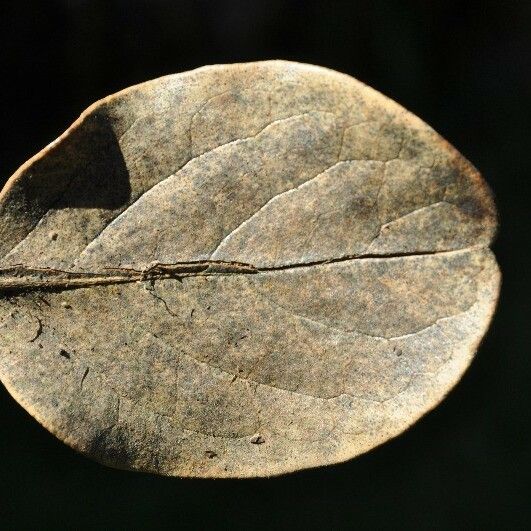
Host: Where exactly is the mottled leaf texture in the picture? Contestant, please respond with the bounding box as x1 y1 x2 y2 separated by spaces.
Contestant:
0 61 499 478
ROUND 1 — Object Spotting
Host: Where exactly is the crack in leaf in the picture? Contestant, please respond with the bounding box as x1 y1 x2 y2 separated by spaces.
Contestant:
144 280 179 317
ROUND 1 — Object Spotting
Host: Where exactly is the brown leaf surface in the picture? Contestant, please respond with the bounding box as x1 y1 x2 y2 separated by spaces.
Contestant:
0 61 499 477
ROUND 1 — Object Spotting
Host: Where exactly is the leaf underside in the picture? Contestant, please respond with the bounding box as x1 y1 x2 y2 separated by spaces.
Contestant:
0 61 499 477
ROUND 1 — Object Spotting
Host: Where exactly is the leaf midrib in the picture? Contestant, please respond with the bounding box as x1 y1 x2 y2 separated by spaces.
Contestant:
0 245 485 294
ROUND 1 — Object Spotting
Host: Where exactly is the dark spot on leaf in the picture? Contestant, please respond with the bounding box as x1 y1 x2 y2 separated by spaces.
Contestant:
38 296 51 306
81 367 89 387
89 426 134 469
29 317 42 342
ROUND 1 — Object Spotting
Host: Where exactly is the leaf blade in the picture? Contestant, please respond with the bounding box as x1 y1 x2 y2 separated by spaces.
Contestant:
0 61 499 477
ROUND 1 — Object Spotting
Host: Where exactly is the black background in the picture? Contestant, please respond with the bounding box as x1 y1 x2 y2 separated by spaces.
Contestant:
1 1 529 529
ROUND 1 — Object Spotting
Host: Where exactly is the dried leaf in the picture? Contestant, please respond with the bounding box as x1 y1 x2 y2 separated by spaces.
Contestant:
0 61 499 477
